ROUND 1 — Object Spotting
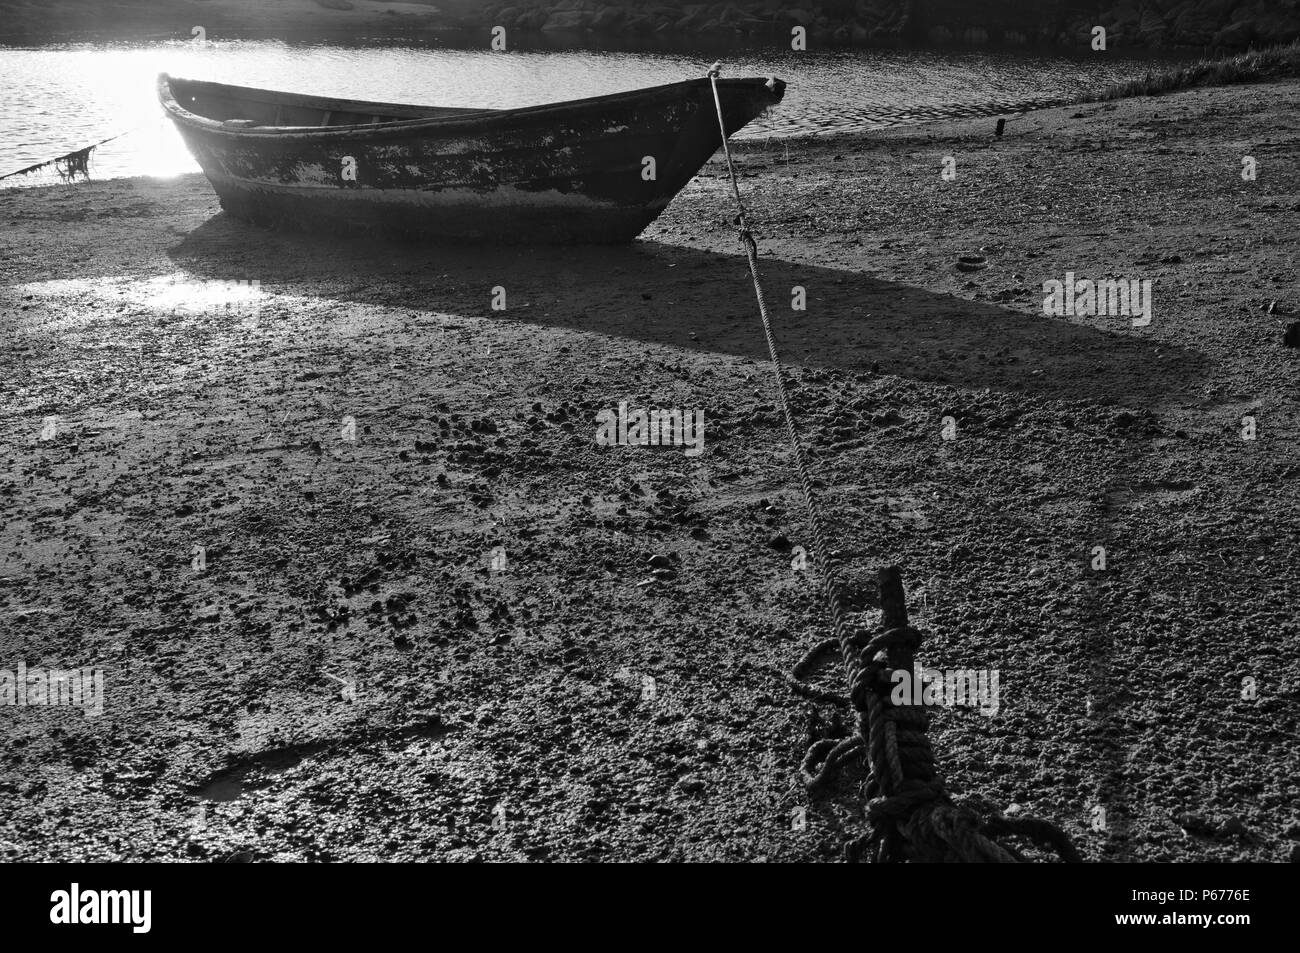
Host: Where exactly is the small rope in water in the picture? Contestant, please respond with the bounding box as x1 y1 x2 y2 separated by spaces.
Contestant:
0 127 141 183
705 65 1079 863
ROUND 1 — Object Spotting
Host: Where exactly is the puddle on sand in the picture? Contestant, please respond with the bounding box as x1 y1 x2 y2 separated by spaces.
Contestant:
14 274 273 318
1105 480 1198 509
195 748 309 802
196 776 244 803
192 716 452 801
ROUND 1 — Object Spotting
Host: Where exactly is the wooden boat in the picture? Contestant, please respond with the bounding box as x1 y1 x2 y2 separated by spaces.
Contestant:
157 73 785 243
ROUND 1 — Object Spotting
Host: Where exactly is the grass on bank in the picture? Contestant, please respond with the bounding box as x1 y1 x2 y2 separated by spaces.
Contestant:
1084 40 1300 102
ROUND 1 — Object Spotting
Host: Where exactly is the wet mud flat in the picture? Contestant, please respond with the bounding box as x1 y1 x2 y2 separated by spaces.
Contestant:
1 79 1297 862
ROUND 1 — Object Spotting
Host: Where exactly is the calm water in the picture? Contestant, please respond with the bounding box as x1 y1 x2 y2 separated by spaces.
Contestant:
2 40 1171 184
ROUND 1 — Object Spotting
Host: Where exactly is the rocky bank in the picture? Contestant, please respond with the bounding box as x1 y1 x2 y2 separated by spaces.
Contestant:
4 0 1298 49
486 0 1300 49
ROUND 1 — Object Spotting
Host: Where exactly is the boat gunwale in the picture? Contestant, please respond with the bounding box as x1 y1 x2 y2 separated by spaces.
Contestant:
157 72 785 141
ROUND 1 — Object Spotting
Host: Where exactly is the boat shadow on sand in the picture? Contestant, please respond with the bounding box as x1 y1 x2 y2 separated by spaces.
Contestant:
168 213 1207 408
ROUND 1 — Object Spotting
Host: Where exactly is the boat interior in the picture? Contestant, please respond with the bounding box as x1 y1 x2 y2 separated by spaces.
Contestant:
166 76 491 128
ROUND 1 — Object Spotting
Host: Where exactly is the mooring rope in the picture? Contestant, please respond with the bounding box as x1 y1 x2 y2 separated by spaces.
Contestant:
0 126 141 183
705 64 1080 863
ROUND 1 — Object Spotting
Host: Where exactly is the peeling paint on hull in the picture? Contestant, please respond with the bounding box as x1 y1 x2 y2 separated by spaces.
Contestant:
159 74 786 244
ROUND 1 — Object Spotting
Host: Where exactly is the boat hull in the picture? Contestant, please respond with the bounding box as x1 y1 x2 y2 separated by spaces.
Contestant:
159 75 785 243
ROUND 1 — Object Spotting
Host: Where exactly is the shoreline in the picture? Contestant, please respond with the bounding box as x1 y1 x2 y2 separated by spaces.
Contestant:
2 79 1298 862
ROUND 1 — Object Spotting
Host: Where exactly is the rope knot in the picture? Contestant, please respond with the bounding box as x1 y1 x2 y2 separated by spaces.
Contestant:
866 779 947 824
737 227 758 259
868 624 923 658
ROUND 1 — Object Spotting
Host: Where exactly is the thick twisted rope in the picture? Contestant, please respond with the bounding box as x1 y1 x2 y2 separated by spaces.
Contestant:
706 66 1079 863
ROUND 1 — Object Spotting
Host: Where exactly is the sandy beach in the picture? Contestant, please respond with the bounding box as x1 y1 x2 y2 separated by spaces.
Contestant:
1 78 1298 862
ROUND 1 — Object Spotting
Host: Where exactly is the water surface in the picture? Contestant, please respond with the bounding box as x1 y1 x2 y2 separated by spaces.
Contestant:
2 40 1174 184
